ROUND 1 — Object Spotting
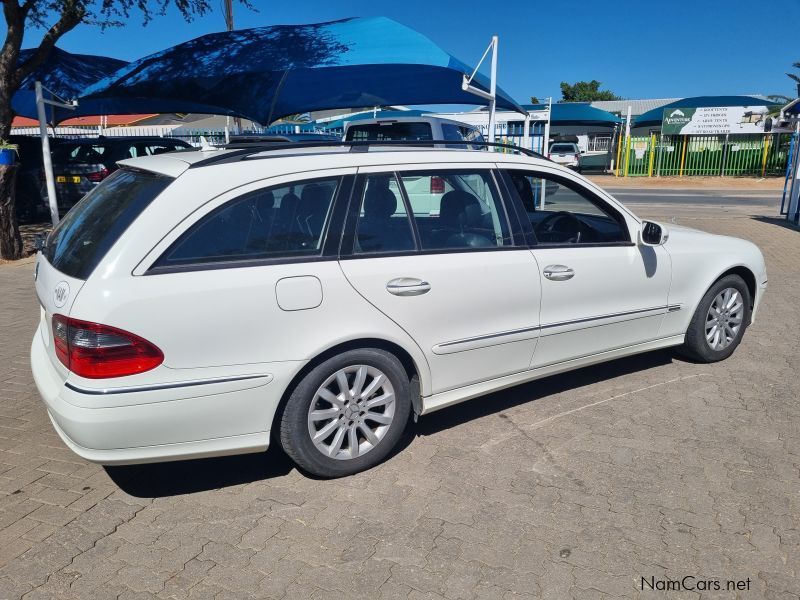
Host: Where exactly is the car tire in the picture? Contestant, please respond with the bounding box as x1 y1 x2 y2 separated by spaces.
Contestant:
279 348 412 478
679 274 751 363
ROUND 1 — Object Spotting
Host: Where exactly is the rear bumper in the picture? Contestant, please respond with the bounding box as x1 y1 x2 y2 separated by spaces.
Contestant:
30 331 288 465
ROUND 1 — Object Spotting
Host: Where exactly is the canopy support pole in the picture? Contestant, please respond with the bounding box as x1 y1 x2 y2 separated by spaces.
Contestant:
35 81 75 227
462 36 499 143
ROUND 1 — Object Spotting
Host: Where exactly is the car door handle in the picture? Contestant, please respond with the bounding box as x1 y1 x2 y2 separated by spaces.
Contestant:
543 265 575 281
386 277 431 296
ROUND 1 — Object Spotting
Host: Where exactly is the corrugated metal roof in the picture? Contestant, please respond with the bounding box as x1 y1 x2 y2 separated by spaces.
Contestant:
589 99 680 116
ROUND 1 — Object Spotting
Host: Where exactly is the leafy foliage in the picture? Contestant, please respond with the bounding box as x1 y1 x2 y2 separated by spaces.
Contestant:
559 80 621 102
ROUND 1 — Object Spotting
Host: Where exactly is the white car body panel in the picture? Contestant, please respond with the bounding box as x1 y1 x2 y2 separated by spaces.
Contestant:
30 147 767 465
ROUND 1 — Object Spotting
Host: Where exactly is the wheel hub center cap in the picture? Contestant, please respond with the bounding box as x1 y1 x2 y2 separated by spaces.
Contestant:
344 406 358 420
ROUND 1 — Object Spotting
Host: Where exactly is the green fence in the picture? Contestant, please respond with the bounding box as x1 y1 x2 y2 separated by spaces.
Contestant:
615 133 791 177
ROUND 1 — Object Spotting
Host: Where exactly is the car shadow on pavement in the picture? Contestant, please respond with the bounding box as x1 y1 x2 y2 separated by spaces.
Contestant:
105 349 674 497
104 446 295 498
414 349 675 437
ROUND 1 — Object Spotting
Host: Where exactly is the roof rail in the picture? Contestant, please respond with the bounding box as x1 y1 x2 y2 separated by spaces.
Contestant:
188 139 546 169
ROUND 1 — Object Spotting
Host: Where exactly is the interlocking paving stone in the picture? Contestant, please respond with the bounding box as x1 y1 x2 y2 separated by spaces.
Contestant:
0 209 798 599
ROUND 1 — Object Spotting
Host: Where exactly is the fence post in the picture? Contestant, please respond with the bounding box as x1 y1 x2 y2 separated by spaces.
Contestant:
760 134 770 178
614 132 623 177
679 136 688 177
720 133 729 176
647 133 656 177
623 135 631 177
656 133 664 177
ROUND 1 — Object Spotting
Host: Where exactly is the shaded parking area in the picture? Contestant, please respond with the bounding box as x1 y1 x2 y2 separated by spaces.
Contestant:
0 201 798 599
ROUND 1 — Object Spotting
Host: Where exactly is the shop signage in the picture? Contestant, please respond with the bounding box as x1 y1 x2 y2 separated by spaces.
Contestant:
661 106 774 135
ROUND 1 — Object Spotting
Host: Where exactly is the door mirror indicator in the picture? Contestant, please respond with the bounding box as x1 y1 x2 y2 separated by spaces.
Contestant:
639 221 668 246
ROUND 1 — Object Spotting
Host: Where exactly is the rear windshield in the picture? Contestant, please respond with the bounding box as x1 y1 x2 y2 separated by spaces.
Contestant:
52 143 111 164
44 169 171 279
345 122 433 142
550 144 578 153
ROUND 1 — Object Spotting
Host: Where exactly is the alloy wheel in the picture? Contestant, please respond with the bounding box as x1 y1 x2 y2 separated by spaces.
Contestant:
705 287 744 351
307 365 396 460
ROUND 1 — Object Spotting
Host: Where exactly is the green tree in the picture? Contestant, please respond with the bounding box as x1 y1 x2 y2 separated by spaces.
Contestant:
768 61 800 103
530 96 540 104
0 1 246 259
559 80 621 102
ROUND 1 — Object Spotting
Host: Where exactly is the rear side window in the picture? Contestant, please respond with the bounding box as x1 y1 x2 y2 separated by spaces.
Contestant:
155 178 340 268
550 144 578 154
44 169 171 279
345 122 433 142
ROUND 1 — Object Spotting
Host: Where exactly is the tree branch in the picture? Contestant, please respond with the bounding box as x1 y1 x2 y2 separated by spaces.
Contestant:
13 1 86 86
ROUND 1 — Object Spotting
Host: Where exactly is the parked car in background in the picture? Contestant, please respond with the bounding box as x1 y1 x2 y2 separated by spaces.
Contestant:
345 117 487 215
9 135 52 223
50 136 191 213
31 141 767 478
548 141 581 171
344 115 485 149
230 133 341 144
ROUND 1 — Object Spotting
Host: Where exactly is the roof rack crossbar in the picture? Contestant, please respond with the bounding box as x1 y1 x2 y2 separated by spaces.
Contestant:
188 139 546 168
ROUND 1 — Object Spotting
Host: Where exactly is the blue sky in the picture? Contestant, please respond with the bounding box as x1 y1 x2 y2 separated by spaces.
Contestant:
25 0 800 104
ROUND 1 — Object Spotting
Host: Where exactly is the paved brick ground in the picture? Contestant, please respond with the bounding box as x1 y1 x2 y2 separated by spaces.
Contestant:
0 207 798 599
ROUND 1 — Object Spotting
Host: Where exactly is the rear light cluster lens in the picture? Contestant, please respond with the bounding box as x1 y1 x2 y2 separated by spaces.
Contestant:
85 167 110 183
430 176 445 194
52 314 163 378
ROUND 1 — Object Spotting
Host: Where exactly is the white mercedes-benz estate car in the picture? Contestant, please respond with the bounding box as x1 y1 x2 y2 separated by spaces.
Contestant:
31 141 767 477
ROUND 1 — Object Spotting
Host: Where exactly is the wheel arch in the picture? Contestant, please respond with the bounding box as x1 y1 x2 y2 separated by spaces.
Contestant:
271 337 425 435
713 265 757 308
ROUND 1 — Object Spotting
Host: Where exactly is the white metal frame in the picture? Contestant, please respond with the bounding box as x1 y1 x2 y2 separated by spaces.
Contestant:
35 81 76 226
462 36 499 143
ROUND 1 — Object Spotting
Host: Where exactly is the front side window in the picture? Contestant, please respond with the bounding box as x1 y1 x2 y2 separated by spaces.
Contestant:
507 170 628 245
155 177 339 268
398 170 512 251
353 175 416 254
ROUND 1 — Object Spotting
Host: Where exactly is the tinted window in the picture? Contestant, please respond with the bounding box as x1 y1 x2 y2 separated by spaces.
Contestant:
398 170 512 251
157 178 339 268
345 122 433 142
507 170 628 245
550 144 578 154
353 175 415 254
44 169 171 279
52 143 110 164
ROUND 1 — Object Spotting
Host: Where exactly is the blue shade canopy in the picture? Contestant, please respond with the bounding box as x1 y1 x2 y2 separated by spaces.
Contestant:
81 17 525 124
12 47 129 120
634 96 779 127
524 103 621 126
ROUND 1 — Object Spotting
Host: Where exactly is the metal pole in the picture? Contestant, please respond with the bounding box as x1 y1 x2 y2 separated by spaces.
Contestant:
487 36 498 144
781 124 799 215
787 124 800 222
522 112 531 150
36 82 59 227
540 98 552 209
542 97 552 153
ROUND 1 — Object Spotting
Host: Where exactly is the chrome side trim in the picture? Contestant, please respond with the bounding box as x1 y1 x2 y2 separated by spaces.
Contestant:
540 305 669 331
435 325 541 349
434 305 672 351
65 374 271 396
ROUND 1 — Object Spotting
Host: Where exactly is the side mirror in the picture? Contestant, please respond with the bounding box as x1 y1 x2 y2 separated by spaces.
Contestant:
639 221 669 246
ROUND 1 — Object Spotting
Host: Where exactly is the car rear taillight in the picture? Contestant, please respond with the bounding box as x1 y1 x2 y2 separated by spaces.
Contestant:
574 154 580 161
52 314 163 378
430 176 445 194
85 167 109 183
